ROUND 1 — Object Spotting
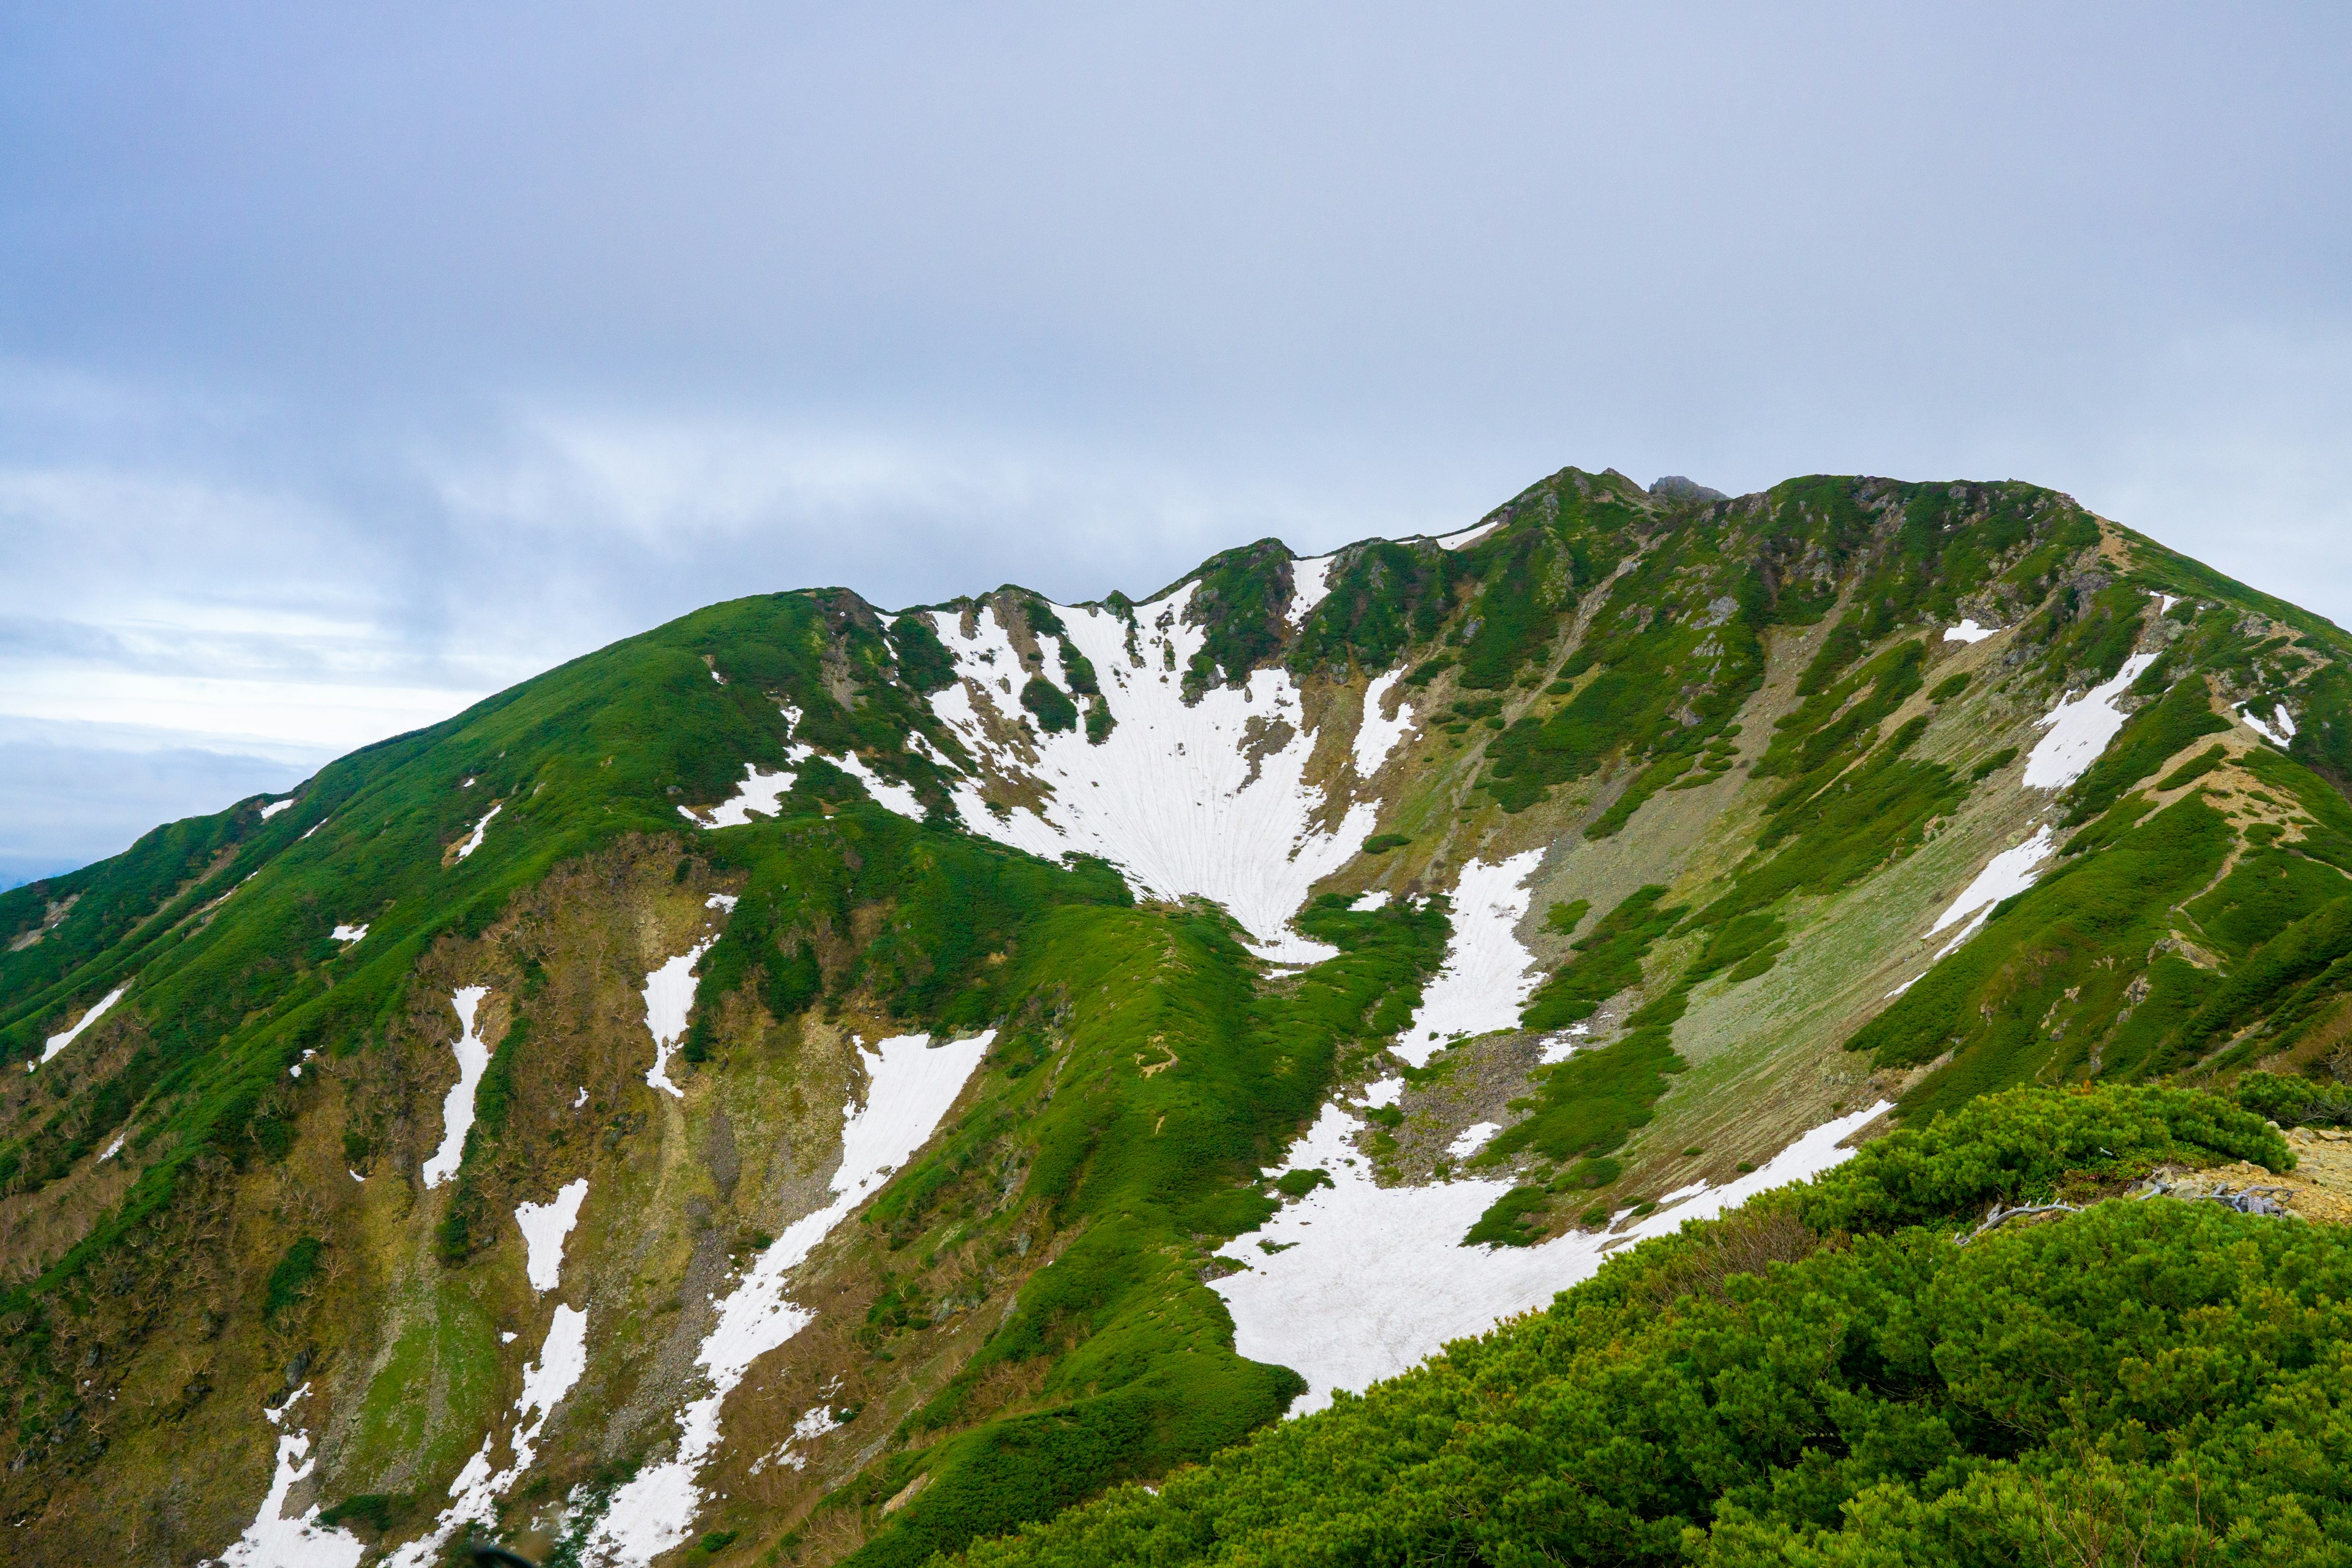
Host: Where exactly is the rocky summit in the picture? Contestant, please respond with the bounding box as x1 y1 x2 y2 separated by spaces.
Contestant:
9 467 2352 1566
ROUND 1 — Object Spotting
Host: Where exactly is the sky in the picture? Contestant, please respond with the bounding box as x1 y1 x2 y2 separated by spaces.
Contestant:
4 3 2349 886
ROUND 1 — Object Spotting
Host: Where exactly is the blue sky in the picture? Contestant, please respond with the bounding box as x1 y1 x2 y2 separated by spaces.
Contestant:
4 3 2350 884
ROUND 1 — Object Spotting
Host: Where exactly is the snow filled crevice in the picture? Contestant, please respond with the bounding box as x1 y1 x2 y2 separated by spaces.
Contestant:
1287 556 1336 627
329 923 367 943
2239 702 2296 747
1929 825 2057 937
1943 619 1999 644
914 589 1379 964
516 1178 590 1293
1351 669 1415 779
1212 1100 1890 1416
641 940 715 1099
216 1385 366 1568
2022 654 2158 790
420 987 492 1188
580 1031 993 1566
454 802 502 861
35 984 125 1069
1398 850 1547 1066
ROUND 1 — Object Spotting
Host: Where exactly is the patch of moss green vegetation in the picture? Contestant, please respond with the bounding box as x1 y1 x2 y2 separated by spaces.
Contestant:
2157 743 2228 791
829 892 1448 1567
1969 744 2019 781
260 1235 323 1324
1461 1185 1548 1247
1019 676 1079 734
2064 672 2229 823
1360 832 1409 855
1523 887 1681 1031
953 1085 2316 1568
343 1280 500 1487
1926 670 1970 703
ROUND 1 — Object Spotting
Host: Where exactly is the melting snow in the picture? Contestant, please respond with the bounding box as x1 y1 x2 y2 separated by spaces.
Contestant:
689 764 797 827
1213 1099 1890 1415
1943 619 1999 644
832 751 925 820
705 892 739 911
641 941 714 1099
2239 703 2294 747
1288 556 1335 628
300 818 328 841
2022 654 2158 790
1438 517 1504 551
330 924 367 943
1397 850 1547 1066
573 1085 588 1109
580 1031 992 1566
1537 1022 1592 1065
516 1178 589 1293
36 985 125 1068
258 799 295 820
1928 825 2056 939
1447 1122 1500 1159
2155 594 2181 615
1353 889 1391 911
102 1135 124 1161
1351 669 1415 779
751 1404 845 1476
216 1385 366 1568
454 803 502 861
916 589 1379 964
420 987 492 1188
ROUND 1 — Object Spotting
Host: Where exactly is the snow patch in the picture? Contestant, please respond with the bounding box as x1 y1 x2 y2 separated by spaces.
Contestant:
2022 654 2158 790
1213 1099 1890 1415
1353 889 1390 911
1288 555 1335 628
1438 517 1504 551
1447 1122 1500 1159
2239 703 2294 747
516 1178 590 1293
258 798 295 820
330 924 367 943
1351 669 1415 779
102 1135 124 1161
420 987 492 1188
454 803 502 861
833 750 925 820
751 1404 845 1476
688 763 798 828
36 985 125 1068
2155 594 2181 615
916 590 1379 964
705 893 739 911
1537 1022 1592 1065
1928 825 2056 937
1942 619 1998 644
215 1386 366 1568
1398 850 1546 1066
579 1030 992 1565
641 941 714 1099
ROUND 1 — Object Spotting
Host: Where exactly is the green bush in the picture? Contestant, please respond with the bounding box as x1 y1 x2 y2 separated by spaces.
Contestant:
262 1235 324 1323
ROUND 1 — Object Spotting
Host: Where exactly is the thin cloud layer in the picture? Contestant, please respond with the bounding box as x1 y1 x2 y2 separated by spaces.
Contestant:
4 4 2349 876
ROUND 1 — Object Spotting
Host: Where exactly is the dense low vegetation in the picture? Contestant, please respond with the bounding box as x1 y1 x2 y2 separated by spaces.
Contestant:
954 1085 2340 1568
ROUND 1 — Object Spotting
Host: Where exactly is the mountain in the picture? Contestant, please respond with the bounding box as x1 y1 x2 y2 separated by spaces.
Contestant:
6 467 2352 1567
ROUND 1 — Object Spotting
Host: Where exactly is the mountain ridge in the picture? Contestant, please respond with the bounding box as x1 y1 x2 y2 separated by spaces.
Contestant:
5 466 2352 1565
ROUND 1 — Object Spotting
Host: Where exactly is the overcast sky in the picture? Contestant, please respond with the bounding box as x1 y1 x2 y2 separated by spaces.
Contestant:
4 3 2349 885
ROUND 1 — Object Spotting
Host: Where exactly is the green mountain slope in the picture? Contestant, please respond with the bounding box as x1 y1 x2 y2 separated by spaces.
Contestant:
4 467 2352 1566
